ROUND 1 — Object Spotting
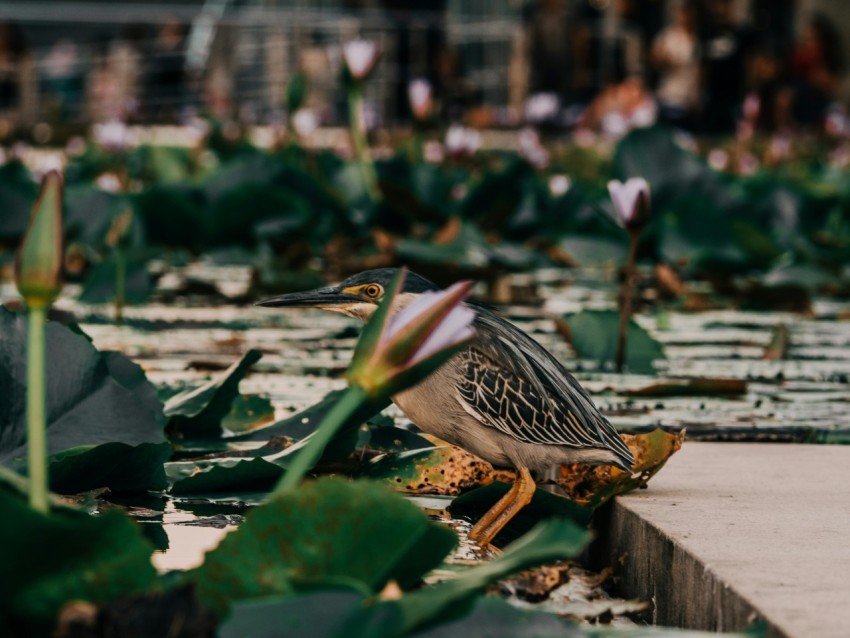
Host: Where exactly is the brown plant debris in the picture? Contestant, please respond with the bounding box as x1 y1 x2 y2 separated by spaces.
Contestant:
556 428 685 507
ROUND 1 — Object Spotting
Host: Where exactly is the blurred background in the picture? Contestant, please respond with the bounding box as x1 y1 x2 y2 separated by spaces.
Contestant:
0 0 848 140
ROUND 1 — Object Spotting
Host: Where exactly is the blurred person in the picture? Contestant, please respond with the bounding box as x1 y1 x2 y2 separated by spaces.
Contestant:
651 1 699 129
790 13 844 128
0 20 36 131
700 0 755 134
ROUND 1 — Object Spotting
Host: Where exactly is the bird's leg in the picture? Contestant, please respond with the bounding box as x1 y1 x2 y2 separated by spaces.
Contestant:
468 467 535 546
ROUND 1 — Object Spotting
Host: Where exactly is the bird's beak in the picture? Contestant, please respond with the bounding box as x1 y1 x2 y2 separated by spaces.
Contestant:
254 286 361 309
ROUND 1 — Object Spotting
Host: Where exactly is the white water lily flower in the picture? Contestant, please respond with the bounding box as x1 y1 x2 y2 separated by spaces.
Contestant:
445 125 481 157
343 39 380 81
292 108 319 138
524 92 560 124
607 177 651 232
548 174 571 197
93 119 132 151
408 78 433 121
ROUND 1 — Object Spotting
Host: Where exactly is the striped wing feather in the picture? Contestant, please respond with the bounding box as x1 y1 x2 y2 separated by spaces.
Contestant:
456 306 635 467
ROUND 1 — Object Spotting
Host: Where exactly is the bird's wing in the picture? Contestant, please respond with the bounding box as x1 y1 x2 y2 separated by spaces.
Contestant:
455 307 635 468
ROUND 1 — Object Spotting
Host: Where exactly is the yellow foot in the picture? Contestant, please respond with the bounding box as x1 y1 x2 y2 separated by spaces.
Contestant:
468 467 535 546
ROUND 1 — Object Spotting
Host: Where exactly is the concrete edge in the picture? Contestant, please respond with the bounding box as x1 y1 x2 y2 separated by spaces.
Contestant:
590 499 783 637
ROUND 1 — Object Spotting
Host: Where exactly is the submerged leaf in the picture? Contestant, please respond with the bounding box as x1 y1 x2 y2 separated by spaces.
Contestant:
557 429 685 508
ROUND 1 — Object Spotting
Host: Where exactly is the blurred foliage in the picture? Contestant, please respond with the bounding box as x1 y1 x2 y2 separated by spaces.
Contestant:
2 125 847 304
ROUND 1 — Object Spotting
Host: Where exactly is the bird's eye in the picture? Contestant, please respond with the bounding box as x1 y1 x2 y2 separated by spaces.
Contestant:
363 284 382 299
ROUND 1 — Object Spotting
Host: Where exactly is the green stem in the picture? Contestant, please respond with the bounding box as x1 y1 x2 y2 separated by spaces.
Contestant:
274 385 378 494
115 247 126 325
616 233 639 373
348 86 381 202
26 304 49 513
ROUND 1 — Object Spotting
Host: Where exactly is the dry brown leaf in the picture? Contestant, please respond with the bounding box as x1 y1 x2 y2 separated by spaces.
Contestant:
556 428 685 507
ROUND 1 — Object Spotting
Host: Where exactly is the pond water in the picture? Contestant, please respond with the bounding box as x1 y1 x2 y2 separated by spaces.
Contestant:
24 263 850 623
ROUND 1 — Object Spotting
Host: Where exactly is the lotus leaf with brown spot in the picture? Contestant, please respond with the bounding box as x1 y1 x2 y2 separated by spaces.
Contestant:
556 428 685 508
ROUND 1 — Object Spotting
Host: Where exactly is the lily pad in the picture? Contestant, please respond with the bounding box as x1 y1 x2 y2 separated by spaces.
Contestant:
449 482 594 545
78 250 154 304
365 446 499 495
0 308 165 472
557 429 685 508
187 478 457 616
619 379 747 397
49 442 170 494
346 518 591 638
0 487 157 633
170 456 283 495
164 349 262 439
561 310 665 374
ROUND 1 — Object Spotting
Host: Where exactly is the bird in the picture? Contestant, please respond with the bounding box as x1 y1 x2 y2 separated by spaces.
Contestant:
257 268 634 545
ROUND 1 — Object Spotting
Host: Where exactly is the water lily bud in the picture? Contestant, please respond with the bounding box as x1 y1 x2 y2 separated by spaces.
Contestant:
408 78 433 122
607 177 651 234
348 270 476 398
343 39 380 82
15 171 64 308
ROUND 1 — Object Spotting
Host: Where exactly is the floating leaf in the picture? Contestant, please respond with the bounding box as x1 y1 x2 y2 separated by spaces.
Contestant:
218 589 366 638
221 394 275 434
226 389 348 442
0 487 157 633
49 442 170 494
186 478 457 616
449 483 593 545
345 518 590 638
78 249 153 304
557 429 685 508
620 379 747 397
561 310 665 374
165 349 262 439
0 308 165 477
366 425 433 453
365 446 502 495
170 456 283 495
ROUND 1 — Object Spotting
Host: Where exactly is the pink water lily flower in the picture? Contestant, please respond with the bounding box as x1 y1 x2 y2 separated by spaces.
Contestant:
343 39 380 81
348 271 476 397
408 78 433 121
607 177 651 233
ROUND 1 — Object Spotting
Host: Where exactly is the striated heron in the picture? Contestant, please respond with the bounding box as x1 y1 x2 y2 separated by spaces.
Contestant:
257 268 634 545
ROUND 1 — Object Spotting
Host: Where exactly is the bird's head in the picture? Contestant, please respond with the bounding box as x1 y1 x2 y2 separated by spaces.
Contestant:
255 268 441 321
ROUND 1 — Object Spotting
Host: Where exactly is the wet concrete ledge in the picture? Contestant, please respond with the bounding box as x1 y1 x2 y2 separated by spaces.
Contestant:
592 442 850 638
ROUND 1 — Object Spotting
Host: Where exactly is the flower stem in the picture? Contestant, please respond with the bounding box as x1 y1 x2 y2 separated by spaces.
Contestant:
26 304 49 513
616 234 639 373
115 247 126 325
348 86 381 202
274 385 384 494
